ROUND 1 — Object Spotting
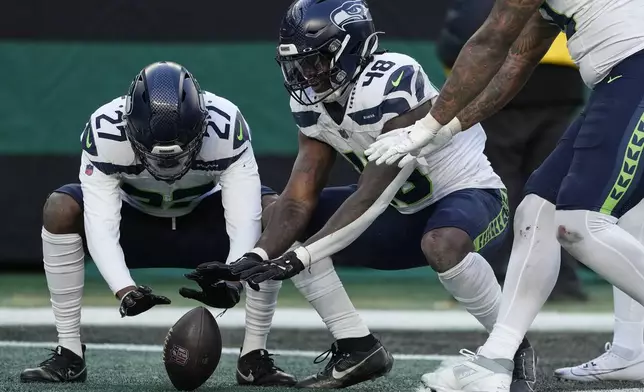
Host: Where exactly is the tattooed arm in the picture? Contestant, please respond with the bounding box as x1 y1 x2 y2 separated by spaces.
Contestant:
294 101 432 264
456 13 561 129
430 0 546 125
254 132 336 259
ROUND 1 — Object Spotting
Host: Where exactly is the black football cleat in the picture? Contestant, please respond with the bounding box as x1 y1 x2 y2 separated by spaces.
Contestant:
296 340 393 388
511 338 537 392
20 345 87 383
236 348 297 386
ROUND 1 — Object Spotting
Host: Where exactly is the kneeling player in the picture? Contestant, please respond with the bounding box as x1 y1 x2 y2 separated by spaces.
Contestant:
188 1 535 391
19 62 295 386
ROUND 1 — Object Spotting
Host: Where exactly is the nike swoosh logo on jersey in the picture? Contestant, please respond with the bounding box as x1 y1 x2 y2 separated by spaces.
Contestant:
607 75 623 84
85 129 92 148
237 121 244 141
331 347 383 380
391 71 404 87
237 369 254 382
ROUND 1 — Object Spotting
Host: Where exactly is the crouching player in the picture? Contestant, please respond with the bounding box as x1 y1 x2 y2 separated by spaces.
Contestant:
187 1 536 391
19 61 296 387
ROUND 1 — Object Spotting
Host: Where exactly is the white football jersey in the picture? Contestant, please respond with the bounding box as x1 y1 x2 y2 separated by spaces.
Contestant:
80 91 253 218
540 0 644 87
78 91 263 293
291 52 503 214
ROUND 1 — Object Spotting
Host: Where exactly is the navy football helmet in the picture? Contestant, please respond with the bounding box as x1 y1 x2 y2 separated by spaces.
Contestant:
277 0 380 105
123 61 208 182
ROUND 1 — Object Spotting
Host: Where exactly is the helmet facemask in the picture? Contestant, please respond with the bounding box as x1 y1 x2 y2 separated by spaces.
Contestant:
277 32 381 106
123 75 208 183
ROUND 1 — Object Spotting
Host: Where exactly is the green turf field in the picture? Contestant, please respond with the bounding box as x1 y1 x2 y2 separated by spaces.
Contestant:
1 345 442 392
0 268 617 312
3 329 644 392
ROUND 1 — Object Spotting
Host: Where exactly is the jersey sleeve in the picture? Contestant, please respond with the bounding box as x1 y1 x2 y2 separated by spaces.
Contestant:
79 151 136 294
218 144 262 264
78 99 137 294
349 54 439 132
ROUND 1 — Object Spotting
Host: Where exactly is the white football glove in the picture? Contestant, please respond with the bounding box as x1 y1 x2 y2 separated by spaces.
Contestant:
365 114 462 167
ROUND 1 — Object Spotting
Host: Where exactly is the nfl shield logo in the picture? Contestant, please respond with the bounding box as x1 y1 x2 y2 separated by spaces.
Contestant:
338 129 349 139
85 164 94 176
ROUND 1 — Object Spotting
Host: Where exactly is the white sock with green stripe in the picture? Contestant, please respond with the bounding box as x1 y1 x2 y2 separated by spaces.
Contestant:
438 252 501 332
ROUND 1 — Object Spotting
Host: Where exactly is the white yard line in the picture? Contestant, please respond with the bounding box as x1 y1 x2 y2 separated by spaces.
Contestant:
0 307 616 331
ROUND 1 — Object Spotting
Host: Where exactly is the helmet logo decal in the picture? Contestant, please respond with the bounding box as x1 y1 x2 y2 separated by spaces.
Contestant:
330 0 371 31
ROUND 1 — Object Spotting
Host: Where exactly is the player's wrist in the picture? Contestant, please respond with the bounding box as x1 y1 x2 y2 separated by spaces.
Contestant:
248 247 269 261
115 285 137 300
445 117 463 135
293 246 312 268
418 113 443 134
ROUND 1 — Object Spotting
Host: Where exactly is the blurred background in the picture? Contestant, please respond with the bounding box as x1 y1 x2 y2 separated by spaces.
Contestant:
0 0 611 311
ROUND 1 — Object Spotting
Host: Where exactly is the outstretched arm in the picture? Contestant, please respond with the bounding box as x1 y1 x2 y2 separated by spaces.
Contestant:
253 132 336 259
292 101 432 266
456 13 561 129
430 0 546 125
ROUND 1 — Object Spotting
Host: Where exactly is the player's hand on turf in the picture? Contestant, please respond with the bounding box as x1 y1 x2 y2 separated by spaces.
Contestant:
243 251 306 290
179 277 243 309
118 285 171 317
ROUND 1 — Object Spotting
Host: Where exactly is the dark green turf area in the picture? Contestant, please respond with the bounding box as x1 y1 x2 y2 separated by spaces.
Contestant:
0 267 616 312
3 328 644 392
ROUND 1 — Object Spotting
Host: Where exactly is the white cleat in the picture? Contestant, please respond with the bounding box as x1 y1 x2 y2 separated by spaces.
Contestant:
554 342 644 383
417 349 512 392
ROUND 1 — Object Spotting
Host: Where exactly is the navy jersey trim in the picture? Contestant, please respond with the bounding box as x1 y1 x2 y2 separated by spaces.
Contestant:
193 146 248 171
348 98 411 126
384 65 415 96
293 111 321 128
91 161 145 176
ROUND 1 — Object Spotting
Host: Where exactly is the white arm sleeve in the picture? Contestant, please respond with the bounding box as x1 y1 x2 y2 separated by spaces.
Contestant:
80 152 136 294
219 146 263 264
297 163 415 266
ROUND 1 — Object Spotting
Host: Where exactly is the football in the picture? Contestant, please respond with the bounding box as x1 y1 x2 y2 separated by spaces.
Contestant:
163 307 223 391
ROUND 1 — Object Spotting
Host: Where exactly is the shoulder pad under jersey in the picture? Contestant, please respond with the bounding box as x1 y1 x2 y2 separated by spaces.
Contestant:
195 91 252 172
80 96 142 175
347 52 438 131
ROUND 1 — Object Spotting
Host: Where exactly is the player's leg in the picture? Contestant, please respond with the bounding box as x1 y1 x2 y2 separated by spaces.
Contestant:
420 114 582 392
418 188 535 392
21 184 87 383
422 188 509 333
554 52 644 325
555 198 644 382
288 185 392 388
234 187 295 387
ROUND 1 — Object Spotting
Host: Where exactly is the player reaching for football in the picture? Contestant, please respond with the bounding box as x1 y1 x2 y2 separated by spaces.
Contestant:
19 62 296 387
364 0 644 390
185 1 535 391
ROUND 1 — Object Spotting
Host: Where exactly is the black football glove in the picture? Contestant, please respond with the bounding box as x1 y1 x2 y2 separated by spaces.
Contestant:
118 285 171 317
244 251 306 289
189 253 264 283
179 275 243 309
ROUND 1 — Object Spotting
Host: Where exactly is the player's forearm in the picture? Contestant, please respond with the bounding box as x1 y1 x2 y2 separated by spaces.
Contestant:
85 219 135 295
299 164 414 265
254 197 315 259
456 56 539 129
430 33 513 125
